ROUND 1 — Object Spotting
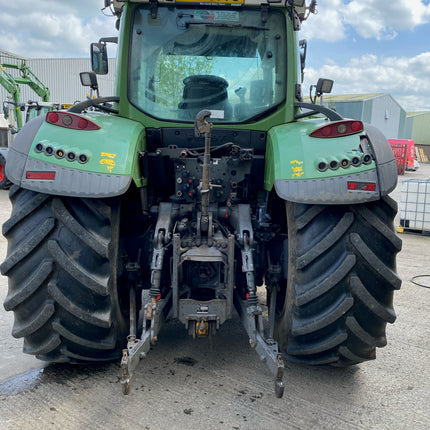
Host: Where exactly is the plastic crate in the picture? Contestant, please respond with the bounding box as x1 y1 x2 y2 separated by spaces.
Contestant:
389 141 408 175
388 139 415 172
399 179 430 233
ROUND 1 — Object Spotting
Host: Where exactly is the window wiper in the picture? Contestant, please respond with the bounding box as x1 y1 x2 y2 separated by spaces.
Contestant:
184 20 268 30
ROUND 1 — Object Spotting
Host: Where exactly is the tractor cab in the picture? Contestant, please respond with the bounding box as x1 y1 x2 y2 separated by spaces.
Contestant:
127 5 286 123
89 0 319 125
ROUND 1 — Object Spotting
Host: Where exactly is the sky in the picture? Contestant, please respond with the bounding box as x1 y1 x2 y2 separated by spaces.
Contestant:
1 0 430 112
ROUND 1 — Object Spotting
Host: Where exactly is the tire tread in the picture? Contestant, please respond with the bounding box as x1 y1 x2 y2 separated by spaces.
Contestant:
12 300 55 338
297 212 354 269
276 199 401 366
1 188 127 363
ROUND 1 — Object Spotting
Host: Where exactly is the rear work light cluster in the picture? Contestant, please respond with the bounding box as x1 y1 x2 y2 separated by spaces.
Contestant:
317 152 372 172
46 111 100 131
310 120 364 138
35 142 89 164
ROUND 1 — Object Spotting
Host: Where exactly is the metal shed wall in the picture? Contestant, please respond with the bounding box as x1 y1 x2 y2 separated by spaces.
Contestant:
0 56 116 106
362 99 372 124
370 94 406 139
405 116 414 139
410 112 430 146
326 100 363 121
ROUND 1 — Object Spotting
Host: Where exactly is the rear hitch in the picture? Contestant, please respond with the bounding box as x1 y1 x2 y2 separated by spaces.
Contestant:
234 290 285 398
120 289 171 394
120 110 284 397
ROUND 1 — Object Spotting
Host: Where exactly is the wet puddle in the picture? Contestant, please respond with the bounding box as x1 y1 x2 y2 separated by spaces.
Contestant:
0 363 115 396
0 367 45 396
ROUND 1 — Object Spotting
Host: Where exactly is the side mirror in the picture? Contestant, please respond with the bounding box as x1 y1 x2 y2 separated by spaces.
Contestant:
315 78 334 97
91 42 108 75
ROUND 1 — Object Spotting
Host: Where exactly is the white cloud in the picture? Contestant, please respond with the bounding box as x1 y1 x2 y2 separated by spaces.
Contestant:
344 0 430 40
0 0 117 58
300 0 430 41
303 52 430 111
300 0 346 42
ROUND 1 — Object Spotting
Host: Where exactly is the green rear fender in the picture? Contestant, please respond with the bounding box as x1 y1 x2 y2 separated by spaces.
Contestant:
264 120 397 204
5 112 145 197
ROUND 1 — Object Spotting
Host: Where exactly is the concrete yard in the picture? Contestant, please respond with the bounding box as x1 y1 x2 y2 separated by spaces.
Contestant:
0 165 429 430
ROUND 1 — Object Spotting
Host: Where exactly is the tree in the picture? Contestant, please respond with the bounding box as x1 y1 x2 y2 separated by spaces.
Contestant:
152 55 214 108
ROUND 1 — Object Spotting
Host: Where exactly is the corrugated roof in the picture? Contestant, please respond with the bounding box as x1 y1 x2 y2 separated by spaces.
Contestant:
406 111 430 117
0 49 25 60
319 93 385 102
304 92 406 114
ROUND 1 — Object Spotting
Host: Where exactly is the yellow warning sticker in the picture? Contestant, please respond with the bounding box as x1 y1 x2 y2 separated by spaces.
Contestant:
100 152 117 172
290 160 304 178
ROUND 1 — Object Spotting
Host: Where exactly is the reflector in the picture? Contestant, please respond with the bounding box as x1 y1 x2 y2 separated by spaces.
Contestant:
26 171 56 180
364 183 376 191
347 181 376 191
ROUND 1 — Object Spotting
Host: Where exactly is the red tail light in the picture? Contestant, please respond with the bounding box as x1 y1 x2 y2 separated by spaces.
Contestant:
310 120 364 138
46 111 100 130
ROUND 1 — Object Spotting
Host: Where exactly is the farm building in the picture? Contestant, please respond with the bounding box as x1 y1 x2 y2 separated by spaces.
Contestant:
0 49 115 108
320 93 408 140
405 111 430 159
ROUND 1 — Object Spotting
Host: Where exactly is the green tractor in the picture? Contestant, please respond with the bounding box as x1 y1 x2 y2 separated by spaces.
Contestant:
1 0 401 397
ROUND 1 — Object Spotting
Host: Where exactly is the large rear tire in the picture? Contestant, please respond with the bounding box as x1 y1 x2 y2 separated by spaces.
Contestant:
1 186 128 363
274 197 402 366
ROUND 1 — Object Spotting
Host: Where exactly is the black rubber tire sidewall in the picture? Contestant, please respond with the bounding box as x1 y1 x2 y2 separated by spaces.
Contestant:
1 186 128 363
274 198 401 366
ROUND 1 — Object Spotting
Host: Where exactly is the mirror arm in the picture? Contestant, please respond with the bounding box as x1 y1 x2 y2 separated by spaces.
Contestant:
294 102 343 121
99 37 118 44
